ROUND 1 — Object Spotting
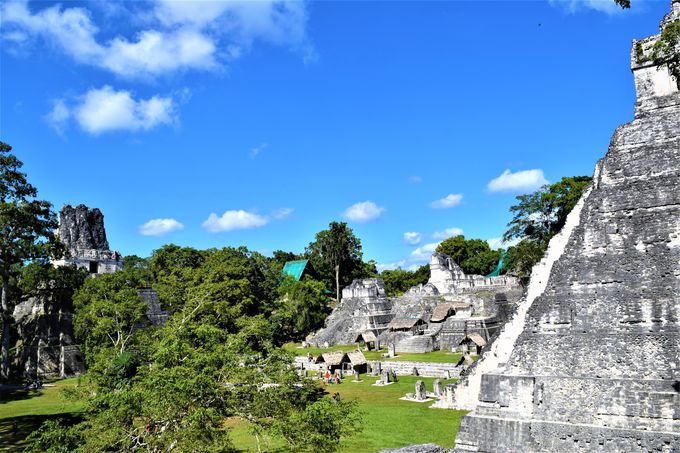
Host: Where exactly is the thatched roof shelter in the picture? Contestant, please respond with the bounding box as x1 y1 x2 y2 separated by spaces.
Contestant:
430 304 455 322
388 317 425 331
354 331 377 343
314 351 345 366
466 333 487 347
346 350 367 366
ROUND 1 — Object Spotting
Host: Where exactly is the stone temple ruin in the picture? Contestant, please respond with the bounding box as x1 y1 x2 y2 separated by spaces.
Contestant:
11 204 119 378
308 252 522 356
13 204 167 378
448 3 680 451
52 204 123 275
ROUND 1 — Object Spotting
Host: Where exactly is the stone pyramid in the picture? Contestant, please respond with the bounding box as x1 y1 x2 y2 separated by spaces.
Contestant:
453 3 680 452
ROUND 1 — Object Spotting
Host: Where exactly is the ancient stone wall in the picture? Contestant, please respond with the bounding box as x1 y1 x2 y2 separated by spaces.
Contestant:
13 288 85 378
308 254 522 352
293 356 462 378
14 204 124 378
308 278 394 347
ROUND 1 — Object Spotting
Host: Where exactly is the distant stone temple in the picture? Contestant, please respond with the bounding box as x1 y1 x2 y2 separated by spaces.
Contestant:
52 204 123 275
307 252 522 355
449 2 680 451
13 204 166 378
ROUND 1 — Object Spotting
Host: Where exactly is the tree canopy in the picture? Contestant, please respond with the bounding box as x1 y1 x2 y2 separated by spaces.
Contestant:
0 141 60 379
380 265 430 297
502 176 592 281
435 235 501 276
503 176 591 246
305 221 365 302
28 243 362 451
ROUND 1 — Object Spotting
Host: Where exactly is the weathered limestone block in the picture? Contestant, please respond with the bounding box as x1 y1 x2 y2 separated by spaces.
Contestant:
453 3 680 451
433 379 443 397
415 380 426 400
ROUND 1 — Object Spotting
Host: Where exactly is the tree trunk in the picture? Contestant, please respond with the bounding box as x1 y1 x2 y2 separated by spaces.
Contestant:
1 273 10 380
335 264 340 303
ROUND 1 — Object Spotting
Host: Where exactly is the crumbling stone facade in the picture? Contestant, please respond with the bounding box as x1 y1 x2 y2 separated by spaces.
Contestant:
307 253 522 355
53 204 123 275
452 3 680 451
13 285 85 378
13 205 170 378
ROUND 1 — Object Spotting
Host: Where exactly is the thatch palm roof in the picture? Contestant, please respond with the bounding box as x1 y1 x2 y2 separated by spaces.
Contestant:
354 331 377 343
466 333 487 347
388 318 424 330
346 350 367 366
430 304 455 322
314 351 345 365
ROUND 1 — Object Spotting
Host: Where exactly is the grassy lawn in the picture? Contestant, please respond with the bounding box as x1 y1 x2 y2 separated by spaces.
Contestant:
0 375 467 453
284 342 473 364
0 378 85 451
230 374 468 452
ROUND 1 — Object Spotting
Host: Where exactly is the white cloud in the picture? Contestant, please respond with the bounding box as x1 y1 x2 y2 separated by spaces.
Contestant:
487 169 549 193
55 86 176 134
376 260 407 272
139 218 184 236
101 29 217 78
409 242 440 263
549 0 624 15
403 232 422 245
155 0 309 45
342 201 386 223
486 237 521 250
203 210 268 233
249 143 268 159
46 99 70 134
202 207 293 232
432 227 464 240
1 0 311 79
429 193 463 209
1 1 104 64
271 207 294 220
408 175 422 184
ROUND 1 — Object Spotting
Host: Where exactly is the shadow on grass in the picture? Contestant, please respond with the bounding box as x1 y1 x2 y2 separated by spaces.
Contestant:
0 413 83 452
0 387 45 406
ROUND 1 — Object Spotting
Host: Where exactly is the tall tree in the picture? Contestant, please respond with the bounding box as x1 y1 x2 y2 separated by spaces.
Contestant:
0 142 59 379
502 176 592 282
305 222 364 302
73 270 149 368
503 176 591 246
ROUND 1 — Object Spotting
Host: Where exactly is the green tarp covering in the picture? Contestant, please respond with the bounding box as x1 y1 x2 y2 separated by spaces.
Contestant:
282 259 309 281
485 251 507 277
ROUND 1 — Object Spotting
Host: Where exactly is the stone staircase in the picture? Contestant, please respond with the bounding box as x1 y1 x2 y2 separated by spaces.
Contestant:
396 334 434 353
450 183 594 410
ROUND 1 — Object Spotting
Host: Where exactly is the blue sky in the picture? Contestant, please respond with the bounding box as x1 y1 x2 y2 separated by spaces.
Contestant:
0 0 671 270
